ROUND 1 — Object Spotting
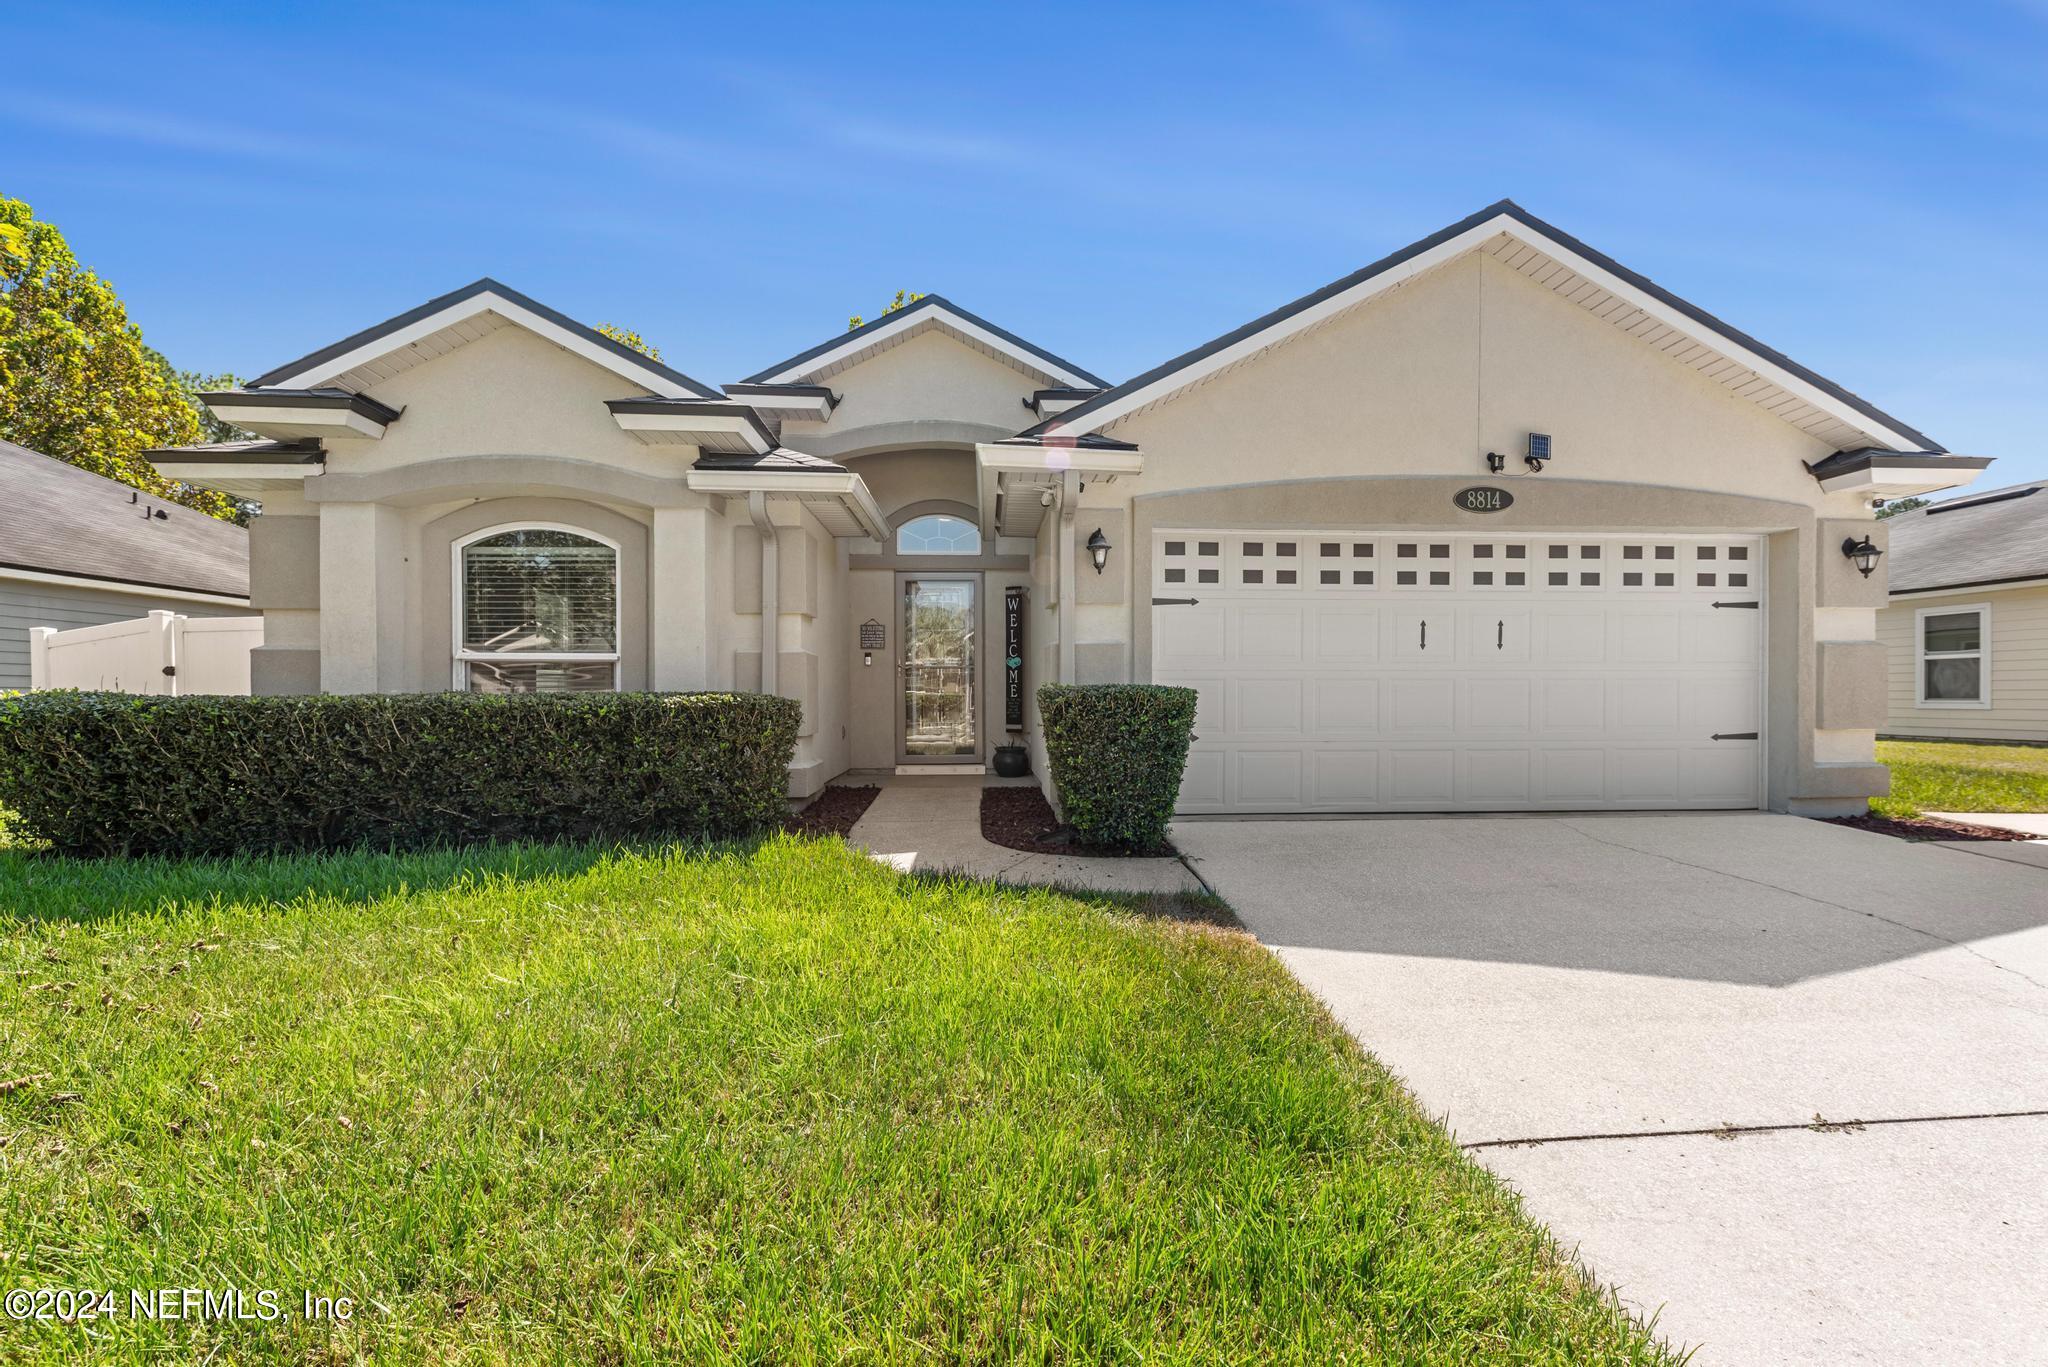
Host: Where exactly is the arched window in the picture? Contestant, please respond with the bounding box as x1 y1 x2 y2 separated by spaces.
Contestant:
454 527 620 692
896 513 981 555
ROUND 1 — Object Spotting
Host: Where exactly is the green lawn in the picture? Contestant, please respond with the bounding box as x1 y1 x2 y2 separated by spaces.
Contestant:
0 835 1671 1363
1875 739 2048 819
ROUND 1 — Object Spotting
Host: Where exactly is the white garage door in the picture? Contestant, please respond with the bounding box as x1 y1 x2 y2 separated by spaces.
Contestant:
1152 530 1765 813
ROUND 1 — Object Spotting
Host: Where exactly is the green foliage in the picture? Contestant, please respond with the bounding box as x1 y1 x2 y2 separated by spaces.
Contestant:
1037 684 1198 851
0 690 799 857
596 322 661 360
176 366 255 444
848 288 927 331
0 196 239 521
0 837 1676 1363
1873 739 2048 818
1875 497 1928 519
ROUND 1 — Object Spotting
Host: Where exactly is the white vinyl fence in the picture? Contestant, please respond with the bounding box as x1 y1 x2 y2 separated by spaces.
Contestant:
28 611 263 696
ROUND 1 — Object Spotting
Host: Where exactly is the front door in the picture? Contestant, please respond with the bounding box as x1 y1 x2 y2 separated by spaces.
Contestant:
898 576 978 763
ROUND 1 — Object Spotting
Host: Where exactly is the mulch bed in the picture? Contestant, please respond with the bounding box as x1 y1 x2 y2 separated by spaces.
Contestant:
787 785 882 839
1825 813 2038 843
980 784 1176 859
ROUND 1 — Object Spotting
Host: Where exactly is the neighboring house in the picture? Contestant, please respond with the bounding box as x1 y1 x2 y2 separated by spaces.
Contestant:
148 200 1992 817
0 439 252 691
1877 480 2048 743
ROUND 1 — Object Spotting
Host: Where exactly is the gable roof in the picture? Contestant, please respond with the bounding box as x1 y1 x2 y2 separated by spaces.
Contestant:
743 294 1109 390
1031 199 1942 455
0 440 248 599
1886 480 2048 595
248 278 722 400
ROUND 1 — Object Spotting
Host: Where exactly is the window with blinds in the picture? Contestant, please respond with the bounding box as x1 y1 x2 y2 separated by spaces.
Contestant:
456 528 619 692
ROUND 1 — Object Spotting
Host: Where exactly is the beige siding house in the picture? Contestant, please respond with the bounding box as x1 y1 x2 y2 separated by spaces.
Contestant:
150 201 1994 817
1877 481 2048 743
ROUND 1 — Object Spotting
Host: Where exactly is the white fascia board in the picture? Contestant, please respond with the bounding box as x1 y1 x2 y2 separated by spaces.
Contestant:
268 291 702 399
757 307 1096 388
613 411 773 454
684 468 888 538
0 565 250 607
146 462 318 485
208 405 388 439
1054 213 1923 453
1889 576 2048 601
1499 219 1928 452
1817 463 1988 497
975 443 1145 477
728 393 834 419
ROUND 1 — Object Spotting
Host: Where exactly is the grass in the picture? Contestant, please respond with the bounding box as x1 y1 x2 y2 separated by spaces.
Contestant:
0 835 1673 1364
1874 739 2048 819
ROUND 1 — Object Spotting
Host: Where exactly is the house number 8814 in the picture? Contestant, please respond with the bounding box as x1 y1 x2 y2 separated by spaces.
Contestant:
1453 487 1513 513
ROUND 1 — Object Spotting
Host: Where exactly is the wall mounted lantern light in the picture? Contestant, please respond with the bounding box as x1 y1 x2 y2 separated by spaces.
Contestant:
1485 451 1506 473
1086 527 1111 574
1841 534 1883 578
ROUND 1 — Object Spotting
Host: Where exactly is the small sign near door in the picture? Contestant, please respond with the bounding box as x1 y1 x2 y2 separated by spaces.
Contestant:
858 619 886 650
1004 586 1025 731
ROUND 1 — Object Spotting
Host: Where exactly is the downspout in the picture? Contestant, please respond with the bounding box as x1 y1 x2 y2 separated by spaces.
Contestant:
1057 468 1079 683
747 491 779 696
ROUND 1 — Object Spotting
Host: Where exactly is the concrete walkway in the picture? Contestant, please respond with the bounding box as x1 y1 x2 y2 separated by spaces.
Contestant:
1924 812 2048 870
844 775 1202 894
1175 812 2048 1365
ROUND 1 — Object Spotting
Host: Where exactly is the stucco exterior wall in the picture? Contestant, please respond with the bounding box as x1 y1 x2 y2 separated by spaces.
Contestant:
779 329 1041 461
1879 584 2048 743
1059 251 1886 813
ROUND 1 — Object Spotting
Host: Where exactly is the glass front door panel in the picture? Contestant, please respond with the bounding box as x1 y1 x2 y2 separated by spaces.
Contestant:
902 579 977 759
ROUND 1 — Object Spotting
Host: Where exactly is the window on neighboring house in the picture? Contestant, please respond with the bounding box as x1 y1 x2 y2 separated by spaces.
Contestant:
1915 604 1989 708
896 514 981 555
455 527 620 692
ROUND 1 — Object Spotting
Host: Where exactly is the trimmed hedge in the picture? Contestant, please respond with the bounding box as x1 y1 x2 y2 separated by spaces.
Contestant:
0 691 800 858
1037 684 1198 852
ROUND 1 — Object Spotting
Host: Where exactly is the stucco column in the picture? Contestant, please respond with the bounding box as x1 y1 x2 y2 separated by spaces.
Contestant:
648 505 710 690
318 502 403 694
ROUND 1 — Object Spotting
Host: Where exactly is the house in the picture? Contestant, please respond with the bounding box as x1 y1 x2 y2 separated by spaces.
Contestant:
1876 480 2048 744
146 200 1993 817
0 439 252 691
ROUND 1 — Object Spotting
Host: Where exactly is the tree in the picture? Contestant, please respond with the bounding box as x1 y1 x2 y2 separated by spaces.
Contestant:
175 365 255 445
848 290 926 331
1876 497 1928 519
0 196 240 521
596 323 660 361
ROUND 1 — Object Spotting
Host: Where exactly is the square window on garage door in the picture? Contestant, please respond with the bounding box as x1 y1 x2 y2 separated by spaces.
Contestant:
1157 534 1223 592
1464 542 1530 589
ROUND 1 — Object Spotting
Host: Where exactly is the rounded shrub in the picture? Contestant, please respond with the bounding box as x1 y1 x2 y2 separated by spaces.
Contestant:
0 690 800 857
1036 684 1198 853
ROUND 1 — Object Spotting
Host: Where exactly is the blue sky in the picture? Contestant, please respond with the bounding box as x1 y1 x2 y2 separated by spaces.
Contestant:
7 1 2045 483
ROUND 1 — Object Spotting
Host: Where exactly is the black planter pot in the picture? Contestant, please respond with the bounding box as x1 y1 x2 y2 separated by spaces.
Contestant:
991 744 1030 778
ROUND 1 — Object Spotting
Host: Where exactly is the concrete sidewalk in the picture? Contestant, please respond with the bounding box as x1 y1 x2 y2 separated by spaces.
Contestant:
843 775 1202 894
1175 812 2048 1364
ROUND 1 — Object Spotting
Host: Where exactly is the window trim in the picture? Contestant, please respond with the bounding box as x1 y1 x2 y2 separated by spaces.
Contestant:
1913 601 1991 710
451 522 623 691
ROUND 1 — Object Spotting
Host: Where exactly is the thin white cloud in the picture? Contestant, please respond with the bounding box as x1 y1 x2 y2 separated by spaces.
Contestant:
10 95 306 160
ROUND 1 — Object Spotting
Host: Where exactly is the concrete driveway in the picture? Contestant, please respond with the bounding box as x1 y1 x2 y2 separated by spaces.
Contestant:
1173 813 2048 1365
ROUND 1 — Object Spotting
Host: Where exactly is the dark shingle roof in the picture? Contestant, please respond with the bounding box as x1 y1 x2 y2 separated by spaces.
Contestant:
0 440 249 598
694 448 849 473
1886 480 2048 594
